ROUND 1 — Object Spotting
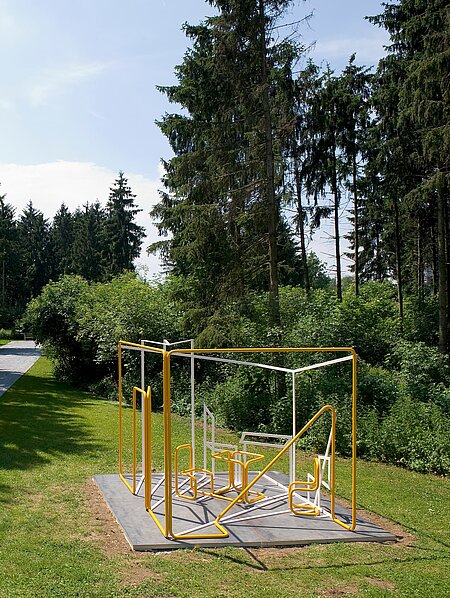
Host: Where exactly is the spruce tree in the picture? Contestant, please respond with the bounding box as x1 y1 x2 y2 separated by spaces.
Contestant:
51 203 75 278
369 0 450 350
72 202 106 281
102 172 145 278
153 0 306 339
17 201 52 300
0 188 19 321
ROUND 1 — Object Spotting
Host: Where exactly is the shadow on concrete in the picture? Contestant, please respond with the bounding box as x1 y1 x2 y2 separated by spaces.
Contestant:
0 347 41 358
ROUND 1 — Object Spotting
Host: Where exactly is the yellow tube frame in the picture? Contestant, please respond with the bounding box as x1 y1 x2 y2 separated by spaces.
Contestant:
174 444 216 500
212 449 265 503
118 384 144 495
288 457 320 516
119 343 357 539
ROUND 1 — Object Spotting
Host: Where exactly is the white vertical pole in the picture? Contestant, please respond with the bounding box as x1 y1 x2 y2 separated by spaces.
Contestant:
291 373 296 483
211 411 215 476
190 339 195 467
203 404 207 471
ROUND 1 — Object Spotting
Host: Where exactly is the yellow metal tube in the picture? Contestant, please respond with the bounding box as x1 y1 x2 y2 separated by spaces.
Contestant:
143 386 168 537
215 405 336 525
118 343 122 482
119 386 145 495
169 347 355 357
163 350 172 538
330 350 357 531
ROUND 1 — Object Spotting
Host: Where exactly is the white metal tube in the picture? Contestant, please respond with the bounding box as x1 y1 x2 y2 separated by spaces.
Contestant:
292 373 296 483
190 339 195 467
293 355 353 374
171 351 294 373
203 404 207 471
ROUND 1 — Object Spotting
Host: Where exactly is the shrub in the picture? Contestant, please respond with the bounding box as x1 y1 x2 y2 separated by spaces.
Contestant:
22 273 179 388
22 275 93 384
387 340 450 403
357 362 399 413
379 396 450 474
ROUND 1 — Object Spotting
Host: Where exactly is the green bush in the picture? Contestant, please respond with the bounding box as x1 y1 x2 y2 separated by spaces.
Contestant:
403 293 439 346
23 273 179 389
379 397 450 474
0 328 13 340
22 275 93 384
357 362 399 413
387 340 450 404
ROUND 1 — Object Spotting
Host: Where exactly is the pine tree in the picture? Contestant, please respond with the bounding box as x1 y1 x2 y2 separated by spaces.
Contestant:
337 55 373 295
369 0 450 350
17 201 52 300
51 203 75 277
72 202 105 281
0 187 19 320
153 0 306 338
102 172 145 278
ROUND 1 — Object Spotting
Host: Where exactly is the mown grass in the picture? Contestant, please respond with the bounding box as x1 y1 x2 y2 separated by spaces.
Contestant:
0 358 449 597
0 340 10 346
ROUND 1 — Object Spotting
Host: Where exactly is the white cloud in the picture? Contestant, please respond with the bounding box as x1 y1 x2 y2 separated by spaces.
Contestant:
0 161 163 276
29 61 114 106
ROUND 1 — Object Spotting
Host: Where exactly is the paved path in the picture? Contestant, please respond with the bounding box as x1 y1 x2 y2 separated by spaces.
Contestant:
0 340 42 397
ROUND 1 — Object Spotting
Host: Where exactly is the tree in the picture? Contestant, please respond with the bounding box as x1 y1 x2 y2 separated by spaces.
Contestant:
369 0 450 352
337 55 373 295
102 172 145 278
152 0 306 339
17 201 52 301
72 202 106 282
0 186 19 322
51 203 75 278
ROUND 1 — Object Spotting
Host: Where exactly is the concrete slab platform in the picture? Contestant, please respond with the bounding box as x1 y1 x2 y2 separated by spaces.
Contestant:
94 472 396 551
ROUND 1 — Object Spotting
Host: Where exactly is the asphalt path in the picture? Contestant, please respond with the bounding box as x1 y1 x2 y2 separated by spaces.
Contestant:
0 340 42 397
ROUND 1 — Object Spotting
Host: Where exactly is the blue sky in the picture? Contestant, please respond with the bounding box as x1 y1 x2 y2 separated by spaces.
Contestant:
0 0 388 276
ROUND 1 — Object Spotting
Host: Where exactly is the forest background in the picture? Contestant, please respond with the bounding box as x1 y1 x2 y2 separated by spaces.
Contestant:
1 0 449 475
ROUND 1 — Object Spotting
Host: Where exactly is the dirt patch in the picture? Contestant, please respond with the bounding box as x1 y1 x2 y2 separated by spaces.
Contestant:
338 498 415 545
319 585 360 597
83 477 133 555
83 478 162 586
364 576 396 590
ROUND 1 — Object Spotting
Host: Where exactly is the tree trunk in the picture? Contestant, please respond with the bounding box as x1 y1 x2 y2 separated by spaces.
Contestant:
352 150 359 296
417 218 424 299
293 151 310 296
432 226 438 295
393 197 404 326
259 0 280 326
437 184 448 354
375 228 382 280
331 137 342 301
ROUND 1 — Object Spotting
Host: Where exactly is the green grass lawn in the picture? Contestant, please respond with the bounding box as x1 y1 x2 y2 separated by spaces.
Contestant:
0 358 449 597
0 340 10 346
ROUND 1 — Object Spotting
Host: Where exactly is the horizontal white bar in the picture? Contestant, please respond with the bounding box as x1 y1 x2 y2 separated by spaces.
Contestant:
293 355 353 374
141 339 194 347
172 351 353 374
172 351 294 373
242 440 290 449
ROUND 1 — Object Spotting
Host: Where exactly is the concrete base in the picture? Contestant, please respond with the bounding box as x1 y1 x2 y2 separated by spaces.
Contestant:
94 472 396 551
